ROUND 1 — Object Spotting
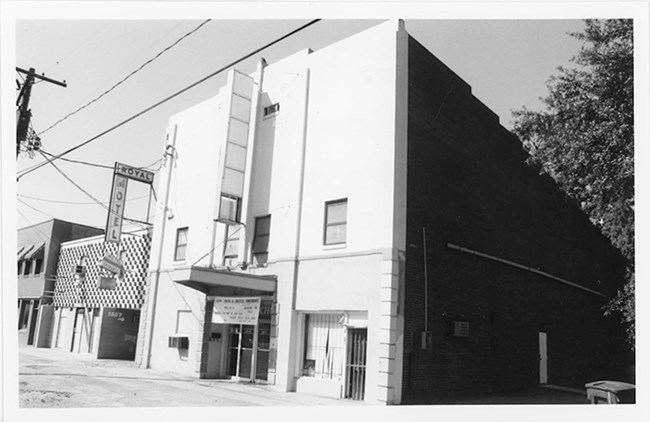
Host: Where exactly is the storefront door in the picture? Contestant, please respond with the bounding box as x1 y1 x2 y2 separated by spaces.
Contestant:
226 303 271 381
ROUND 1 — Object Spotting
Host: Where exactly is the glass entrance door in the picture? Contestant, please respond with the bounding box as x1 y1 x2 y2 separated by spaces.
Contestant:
226 301 272 381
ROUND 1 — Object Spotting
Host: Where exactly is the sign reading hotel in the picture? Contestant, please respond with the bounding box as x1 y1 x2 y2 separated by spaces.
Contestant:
212 297 261 325
105 173 128 243
105 162 155 244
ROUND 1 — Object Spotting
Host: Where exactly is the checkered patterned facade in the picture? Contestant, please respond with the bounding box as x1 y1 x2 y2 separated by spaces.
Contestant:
53 233 152 309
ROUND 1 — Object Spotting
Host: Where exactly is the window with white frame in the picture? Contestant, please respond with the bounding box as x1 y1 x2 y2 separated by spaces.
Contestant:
174 227 189 261
324 198 348 245
302 313 345 379
252 215 271 266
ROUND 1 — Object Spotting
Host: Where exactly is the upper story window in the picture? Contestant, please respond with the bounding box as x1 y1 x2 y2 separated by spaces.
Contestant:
324 198 348 246
218 194 241 223
174 227 189 261
252 215 271 266
33 258 43 276
223 224 241 266
17 261 22 275
263 103 280 118
23 260 32 276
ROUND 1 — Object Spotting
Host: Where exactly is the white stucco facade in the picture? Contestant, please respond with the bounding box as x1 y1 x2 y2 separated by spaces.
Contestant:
138 20 408 404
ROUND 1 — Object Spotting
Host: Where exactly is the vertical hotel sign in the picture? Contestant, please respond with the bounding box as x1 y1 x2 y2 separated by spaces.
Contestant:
105 162 154 243
106 173 128 243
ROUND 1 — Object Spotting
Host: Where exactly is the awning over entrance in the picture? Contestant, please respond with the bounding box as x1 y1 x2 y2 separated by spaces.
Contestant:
167 266 277 296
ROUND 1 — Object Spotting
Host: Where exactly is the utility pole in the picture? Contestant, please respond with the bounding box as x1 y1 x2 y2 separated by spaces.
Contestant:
16 66 67 158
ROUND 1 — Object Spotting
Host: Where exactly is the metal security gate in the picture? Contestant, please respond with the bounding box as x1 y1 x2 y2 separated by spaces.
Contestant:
345 328 367 400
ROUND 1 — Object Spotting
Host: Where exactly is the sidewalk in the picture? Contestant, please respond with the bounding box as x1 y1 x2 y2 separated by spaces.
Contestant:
18 343 591 408
18 345 362 407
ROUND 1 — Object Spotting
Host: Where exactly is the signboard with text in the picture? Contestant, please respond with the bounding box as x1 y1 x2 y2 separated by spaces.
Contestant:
105 174 128 243
99 255 125 275
212 297 261 325
114 162 155 184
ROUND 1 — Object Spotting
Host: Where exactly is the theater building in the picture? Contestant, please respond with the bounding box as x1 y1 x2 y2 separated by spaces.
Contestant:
136 20 628 404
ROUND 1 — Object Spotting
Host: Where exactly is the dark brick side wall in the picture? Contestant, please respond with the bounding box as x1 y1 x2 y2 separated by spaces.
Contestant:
401 36 629 402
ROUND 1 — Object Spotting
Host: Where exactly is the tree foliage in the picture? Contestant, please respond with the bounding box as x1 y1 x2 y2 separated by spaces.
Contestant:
512 19 634 346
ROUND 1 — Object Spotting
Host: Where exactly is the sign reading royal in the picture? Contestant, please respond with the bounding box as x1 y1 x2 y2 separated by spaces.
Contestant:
212 297 261 325
114 162 155 184
105 174 128 243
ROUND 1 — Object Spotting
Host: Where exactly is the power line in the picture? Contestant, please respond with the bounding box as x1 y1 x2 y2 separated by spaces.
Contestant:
38 151 152 231
17 198 57 220
17 19 322 180
40 151 108 211
17 193 149 205
37 19 213 137
39 150 114 169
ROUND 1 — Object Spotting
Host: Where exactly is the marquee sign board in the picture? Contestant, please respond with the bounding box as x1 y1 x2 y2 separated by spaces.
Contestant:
212 297 261 325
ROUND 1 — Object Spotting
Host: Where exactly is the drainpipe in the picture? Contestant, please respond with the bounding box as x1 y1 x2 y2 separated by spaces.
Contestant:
288 68 311 385
142 124 177 369
423 227 428 333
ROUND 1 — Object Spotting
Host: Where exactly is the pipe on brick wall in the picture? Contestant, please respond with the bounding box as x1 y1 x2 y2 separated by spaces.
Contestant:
423 227 428 332
446 243 605 297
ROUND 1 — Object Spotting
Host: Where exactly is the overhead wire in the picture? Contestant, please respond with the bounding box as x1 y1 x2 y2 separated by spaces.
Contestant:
37 151 151 231
17 193 150 205
39 150 114 170
37 19 213 137
17 19 322 181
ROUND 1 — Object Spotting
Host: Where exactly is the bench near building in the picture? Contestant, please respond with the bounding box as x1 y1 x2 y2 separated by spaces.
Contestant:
135 20 630 404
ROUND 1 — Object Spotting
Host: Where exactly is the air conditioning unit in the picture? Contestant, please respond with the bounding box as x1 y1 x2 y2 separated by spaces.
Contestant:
168 335 189 349
451 321 470 338
445 320 470 339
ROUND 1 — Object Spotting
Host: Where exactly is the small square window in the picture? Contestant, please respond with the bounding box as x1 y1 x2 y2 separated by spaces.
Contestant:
324 199 347 245
174 227 189 261
252 215 271 265
263 103 280 118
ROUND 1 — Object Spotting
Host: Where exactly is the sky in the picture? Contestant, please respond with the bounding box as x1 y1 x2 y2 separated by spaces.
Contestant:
10 15 588 231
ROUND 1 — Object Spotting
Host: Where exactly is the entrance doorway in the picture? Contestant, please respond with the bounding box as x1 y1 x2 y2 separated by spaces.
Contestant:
226 306 271 381
539 331 548 384
345 328 367 400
